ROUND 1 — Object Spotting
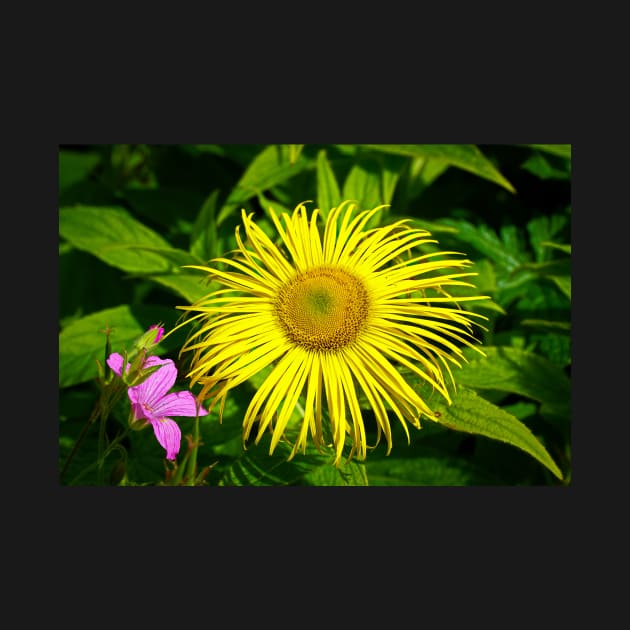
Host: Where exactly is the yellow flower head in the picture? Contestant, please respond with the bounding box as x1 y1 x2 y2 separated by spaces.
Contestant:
178 201 488 464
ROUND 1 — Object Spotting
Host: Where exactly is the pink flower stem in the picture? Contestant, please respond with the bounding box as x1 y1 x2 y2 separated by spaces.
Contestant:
185 413 201 485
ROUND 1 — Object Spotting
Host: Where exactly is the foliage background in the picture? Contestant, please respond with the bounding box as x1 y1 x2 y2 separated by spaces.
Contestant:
58 144 571 486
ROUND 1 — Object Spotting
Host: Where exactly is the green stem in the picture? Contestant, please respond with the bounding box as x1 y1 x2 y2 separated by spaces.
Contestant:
68 426 132 486
96 404 108 485
61 383 125 485
186 414 201 485
60 404 100 481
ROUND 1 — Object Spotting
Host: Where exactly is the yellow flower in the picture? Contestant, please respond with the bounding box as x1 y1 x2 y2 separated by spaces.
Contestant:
178 200 487 465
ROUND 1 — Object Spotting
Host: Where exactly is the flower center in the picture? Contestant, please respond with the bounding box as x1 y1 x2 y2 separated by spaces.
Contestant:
275 266 371 351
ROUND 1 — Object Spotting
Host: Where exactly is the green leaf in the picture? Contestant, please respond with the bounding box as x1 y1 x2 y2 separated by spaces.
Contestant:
303 459 368 486
398 156 451 203
433 387 563 480
548 275 571 300
457 346 571 410
526 144 571 159
439 218 525 272
287 144 304 164
217 434 368 486
365 455 495 485
541 241 571 255
59 304 189 388
516 259 571 301
148 272 214 303
342 161 382 211
527 215 569 262
316 149 342 219
520 319 571 333
59 205 201 274
521 153 570 180
190 189 219 262
221 145 312 220
360 144 516 193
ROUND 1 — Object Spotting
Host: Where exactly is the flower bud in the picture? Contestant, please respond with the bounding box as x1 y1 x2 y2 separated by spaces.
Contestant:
133 324 165 353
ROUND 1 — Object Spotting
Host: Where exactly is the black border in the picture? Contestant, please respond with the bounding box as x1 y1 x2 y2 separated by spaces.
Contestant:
39 74 583 601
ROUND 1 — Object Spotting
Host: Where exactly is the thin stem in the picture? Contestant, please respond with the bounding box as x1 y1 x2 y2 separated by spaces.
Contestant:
186 414 201 485
97 403 108 485
67 426 132 486
60 404 101 481
60 383 125 484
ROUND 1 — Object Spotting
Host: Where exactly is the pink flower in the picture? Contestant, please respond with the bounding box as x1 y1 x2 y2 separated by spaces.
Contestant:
106 353 208 460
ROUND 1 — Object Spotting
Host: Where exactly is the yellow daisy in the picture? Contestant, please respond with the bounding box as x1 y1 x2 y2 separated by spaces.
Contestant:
178 200 488 465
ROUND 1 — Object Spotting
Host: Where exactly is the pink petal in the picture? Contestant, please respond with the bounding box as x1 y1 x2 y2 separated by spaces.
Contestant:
106 353 126 376
149 417 181 460
143 355 171 370
152 390 209 418
128 358 177 406
130 401 148 422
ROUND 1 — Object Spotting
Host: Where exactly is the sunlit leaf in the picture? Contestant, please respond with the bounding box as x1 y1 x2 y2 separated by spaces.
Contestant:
288 144 304 164
541 241 571 255
439 218 525 272
433 387 563 480
59 206 201 274
360 144 516 193
342 161 382 211
525 144 571 159
457 346 571 410
316 149 342 220
221 145 312 221
190 189 220 262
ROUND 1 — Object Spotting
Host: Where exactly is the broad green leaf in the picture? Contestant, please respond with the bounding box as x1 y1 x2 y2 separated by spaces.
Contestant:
316 149 342 219
303 459 368 486
360 144 516 193
287 144 304 164
526 144 571 159
59 304 189 388
342 161 382 211
439 218 525 272
433 387 563 480
398 156 451 203
380 155 404 206
59 205 201 274
190 189 220 262
221 145 312 220
457 346 571 410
